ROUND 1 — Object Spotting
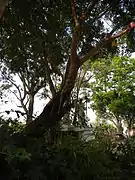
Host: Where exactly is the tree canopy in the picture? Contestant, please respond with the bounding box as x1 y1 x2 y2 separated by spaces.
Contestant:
91 56 135 134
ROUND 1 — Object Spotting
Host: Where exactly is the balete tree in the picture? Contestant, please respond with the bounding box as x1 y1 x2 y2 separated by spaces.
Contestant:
1 0 135 136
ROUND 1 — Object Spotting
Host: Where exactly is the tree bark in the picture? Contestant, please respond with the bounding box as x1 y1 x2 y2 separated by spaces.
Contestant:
25 59 80 136
0 0 8 19
26 94 34 123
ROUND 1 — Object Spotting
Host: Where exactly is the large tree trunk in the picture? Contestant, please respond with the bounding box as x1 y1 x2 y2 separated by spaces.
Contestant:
25 62 80 136
25 1 82 136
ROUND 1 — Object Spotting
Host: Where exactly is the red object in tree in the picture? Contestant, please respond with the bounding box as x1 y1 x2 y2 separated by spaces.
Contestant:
129 22 135 29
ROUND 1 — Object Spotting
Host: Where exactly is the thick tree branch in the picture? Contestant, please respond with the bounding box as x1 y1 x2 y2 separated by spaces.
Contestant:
18 72 28 101
61 0 82 93
27 93 34 123
43 52 56 97
71 0 81 62
71 0 79 28
61 30 81 93
81 25 131 64
110 27 130 40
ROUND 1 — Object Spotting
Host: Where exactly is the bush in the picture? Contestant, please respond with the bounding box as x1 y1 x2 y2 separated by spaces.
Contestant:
1 119 135 179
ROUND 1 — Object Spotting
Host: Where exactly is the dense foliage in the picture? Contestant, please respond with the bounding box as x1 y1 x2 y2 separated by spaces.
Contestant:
90 56 135 134
1 0 135 128
0 119 135 180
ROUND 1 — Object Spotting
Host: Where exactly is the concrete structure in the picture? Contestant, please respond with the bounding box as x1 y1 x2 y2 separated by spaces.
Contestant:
61 124 93 141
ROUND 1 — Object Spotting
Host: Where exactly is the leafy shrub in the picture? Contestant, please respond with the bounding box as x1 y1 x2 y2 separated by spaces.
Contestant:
1 119 135 179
